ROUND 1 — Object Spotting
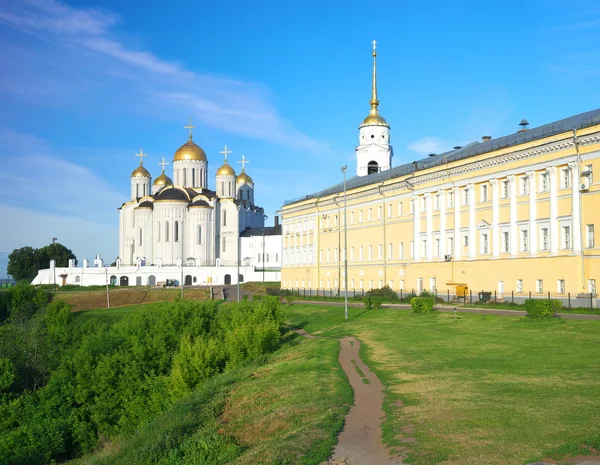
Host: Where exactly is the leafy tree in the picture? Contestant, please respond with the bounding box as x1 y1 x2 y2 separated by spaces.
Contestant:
7 243 77 282
7 246 39 282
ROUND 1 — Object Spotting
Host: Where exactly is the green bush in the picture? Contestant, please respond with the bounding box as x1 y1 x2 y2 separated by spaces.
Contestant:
411 297 434 313
399 292 417 303
364 296 372 310
284 295 295 306
372 297 384 310
524 299 562 318
365 285 399 302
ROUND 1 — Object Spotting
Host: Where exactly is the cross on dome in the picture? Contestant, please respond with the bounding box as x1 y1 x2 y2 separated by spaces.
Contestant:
135 148 147 165
184 118 196 139
238 155 250 171
372 39 377 51
219 145 232 163
159 157 169 172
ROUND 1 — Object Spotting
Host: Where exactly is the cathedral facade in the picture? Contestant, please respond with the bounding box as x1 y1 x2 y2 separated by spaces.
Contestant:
280 43 600 304
120 128 265 268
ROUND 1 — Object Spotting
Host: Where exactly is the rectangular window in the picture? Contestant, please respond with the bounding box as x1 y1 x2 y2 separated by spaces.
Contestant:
536 279 543 293
562 225 571 249
586 164 593 184
586 224 595 248
433 194 440 210
369 280 373 290
334 248 338 262
197 226 202 245
521 177 529 195
410 199 414 214
223 211 227 226
222 240 226 252
561 168 571 189
462 234 469 247
139 228 143 247
398 202 403 216
541 227 549 250
359 279 363 289
481 185 488 202
502 181 509 199
521 229 529 252
359 211 363 223
378 244 383 260
540 173 549 192
448 237 454 254
448 192 454 208
351 279 354 289
165 221 170 242
589 279 597 294
462 189 469 206
399 242 404 259
368 208 372 221
350 247 355 261
502 231 510 253
400 279 405 290
434 238 440 257
421 239 427 257
368 245 373 260
516 279 523 293
378 206 382 220
387 204 392 218
420 197 426 212
557 279 565 294
319 249 323 262
388 243 392 259
359 246 364 261
326 249 330 262
481 233 489 254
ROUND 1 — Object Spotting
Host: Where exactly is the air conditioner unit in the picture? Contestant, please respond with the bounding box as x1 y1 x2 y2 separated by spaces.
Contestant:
580 178 590 191
444 254 452 262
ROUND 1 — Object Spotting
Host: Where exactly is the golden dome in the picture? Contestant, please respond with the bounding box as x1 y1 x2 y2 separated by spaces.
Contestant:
216 162 236 176
361 113 389 127
153 172 173 187
236 170 253 184
131 164 151 178
174 138 207 162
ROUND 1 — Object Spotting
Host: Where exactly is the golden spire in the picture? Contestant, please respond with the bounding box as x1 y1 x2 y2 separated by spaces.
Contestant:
369 40 379 116
184 118 196 139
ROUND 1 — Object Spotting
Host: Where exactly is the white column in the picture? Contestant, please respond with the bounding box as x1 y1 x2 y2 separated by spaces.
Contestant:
413 195 420 261
468 184 476 259
509 175 517 256
453 187 461 260
425 193 433 260
569 161 582 253
548 166 558 254
490 179 499 257
527 171 537 254
439 191 446 260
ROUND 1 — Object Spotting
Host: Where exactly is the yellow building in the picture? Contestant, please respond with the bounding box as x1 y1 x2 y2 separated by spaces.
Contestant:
280 44 599 300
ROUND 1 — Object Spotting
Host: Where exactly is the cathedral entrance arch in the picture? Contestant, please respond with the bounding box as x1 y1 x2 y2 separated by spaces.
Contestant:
136 276 142 286
185 275 192 286
148 275 156 286
120 276 129 286
224 274 231 285
367 161 379 174
110 275 117 285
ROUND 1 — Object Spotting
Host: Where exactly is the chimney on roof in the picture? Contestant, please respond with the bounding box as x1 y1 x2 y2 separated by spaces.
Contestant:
453 146 462 150
482 135 492 142
518 119 529 132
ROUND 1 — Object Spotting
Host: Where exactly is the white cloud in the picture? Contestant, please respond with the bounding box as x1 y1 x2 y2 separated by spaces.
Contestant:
407 137 450 156
0 0 321 151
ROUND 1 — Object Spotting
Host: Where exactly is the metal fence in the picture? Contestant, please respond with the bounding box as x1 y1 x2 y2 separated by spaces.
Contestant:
273 288 599 309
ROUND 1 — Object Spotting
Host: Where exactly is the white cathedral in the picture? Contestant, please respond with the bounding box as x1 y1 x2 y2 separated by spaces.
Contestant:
32 124 282 288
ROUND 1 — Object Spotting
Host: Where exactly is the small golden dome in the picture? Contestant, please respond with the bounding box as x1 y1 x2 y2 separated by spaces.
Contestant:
236 170 253 184
131 164 151 178
153 172 173 187
216 162 236 176
361 113 389 127
174 138 207 162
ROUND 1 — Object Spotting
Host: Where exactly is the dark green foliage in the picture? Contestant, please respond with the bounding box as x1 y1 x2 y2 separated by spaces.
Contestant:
365 285 399 302
284 294 295 306
524 299 563 318
364 296 372 310
8 242 77 282
372 297 384 310
0 295 286 464
411 297 435 313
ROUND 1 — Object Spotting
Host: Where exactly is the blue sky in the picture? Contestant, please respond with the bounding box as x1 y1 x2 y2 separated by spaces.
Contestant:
1 0 599 277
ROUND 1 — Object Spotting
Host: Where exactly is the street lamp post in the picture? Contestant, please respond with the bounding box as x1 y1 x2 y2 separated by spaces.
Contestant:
262 229 265 283
52 237 57 294
341 166 348 320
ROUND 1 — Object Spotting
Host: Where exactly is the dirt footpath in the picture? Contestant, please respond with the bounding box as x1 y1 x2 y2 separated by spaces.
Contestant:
292 329 403 464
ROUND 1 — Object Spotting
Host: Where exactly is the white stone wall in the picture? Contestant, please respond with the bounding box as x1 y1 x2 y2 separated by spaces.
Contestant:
356 123 392 176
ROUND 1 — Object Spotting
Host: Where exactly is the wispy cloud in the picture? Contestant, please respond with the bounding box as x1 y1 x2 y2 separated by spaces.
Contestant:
407 137 452 156
0 0 320 151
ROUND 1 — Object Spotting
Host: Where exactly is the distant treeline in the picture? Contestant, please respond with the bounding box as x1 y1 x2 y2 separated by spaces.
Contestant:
0 283 286 464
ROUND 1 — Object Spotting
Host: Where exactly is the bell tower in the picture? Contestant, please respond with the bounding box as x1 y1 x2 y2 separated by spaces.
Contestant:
356 40 392 177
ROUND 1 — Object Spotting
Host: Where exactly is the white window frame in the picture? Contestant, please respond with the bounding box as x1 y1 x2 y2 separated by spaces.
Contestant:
516 279 523 293
481 184 488 202
586 224 595 248
536 279 543 293
557 279 565 294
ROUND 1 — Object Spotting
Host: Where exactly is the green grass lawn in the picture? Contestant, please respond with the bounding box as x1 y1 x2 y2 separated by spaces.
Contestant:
287 304 600 465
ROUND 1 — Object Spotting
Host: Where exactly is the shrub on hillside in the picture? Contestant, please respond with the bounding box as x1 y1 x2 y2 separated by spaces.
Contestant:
524 299 562 318
411 297 434 313
372 297 384 310
364 296 372 310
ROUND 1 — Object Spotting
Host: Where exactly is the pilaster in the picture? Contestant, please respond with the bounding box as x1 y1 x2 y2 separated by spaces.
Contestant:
508 175 517 256
490 179 499 257
439 191 446 260
569 162 582 253
548 166 558 254
425 193 433 260
453 187 461 260
468 184 476 259
526 171 537 255
412 195 420 261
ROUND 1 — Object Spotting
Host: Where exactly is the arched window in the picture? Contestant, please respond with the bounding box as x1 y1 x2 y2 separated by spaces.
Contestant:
139 228 143 247
175 221 179 242
183 170 187 187
157 222 161 242
228 182 231 197
136 184 139 198
192 168 196 186
221 182 224 196
368 161 379 174
223 210 227 226
165 221 170 242
197 226 202 244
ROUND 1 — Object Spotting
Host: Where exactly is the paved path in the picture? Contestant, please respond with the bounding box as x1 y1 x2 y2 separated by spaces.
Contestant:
291 300 600 320
292 329 403 464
